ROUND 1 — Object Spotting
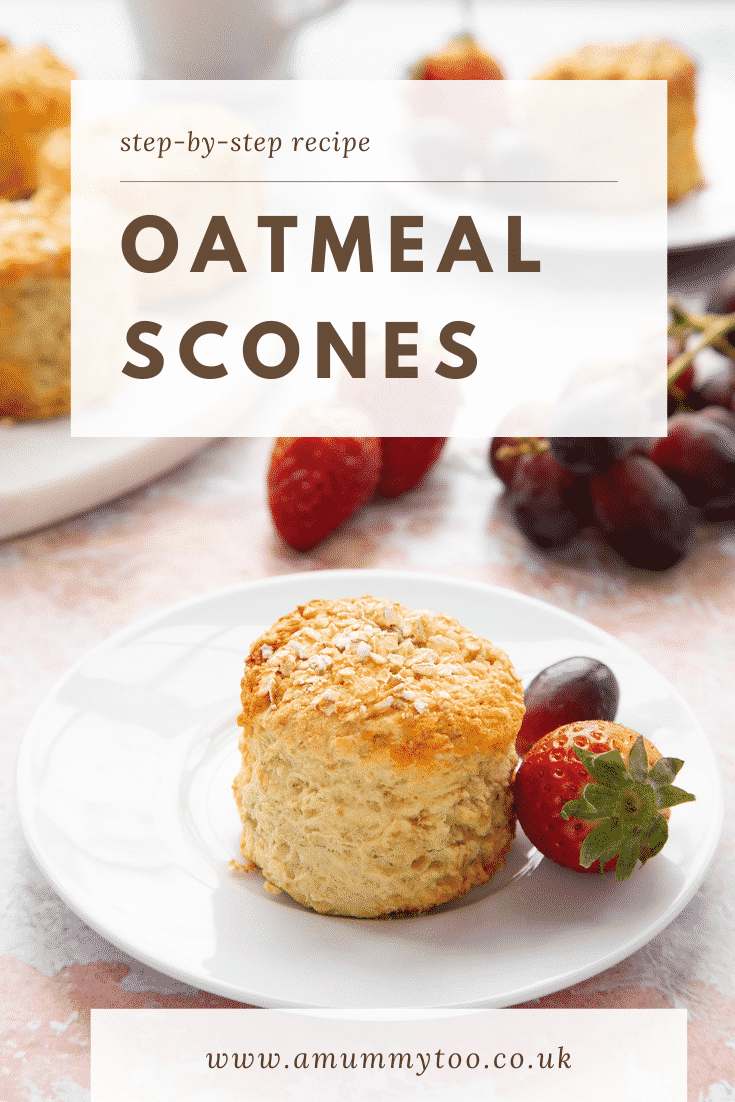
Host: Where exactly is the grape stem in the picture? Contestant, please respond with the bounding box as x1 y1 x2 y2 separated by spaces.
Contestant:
667 300 735 389
495 438 549 461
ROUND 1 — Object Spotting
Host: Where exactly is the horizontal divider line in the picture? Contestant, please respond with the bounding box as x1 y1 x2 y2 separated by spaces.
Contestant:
117 178 619 184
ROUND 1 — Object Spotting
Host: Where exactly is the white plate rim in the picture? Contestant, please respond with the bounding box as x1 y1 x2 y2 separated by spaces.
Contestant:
16 569 725 1008
388 79 735 256
0 425 215 542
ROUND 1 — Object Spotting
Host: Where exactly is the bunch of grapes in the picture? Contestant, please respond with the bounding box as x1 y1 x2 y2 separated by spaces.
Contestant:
490 294 735 571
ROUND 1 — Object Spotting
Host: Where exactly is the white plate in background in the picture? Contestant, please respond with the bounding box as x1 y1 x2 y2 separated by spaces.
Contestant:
0 421 213 541
16 570 722 1007
391 80 735 255
668 80 735 252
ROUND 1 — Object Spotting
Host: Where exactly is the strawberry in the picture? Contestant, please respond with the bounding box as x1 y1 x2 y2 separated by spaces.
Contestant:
514 720 695 880
376 438 446 498
410 33 504 81
267 436 381 552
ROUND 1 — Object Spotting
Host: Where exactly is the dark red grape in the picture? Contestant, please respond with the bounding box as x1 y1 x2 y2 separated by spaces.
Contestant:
675 364 696 392
692 365 735 412
702 492 735 522
589 454 697 570
698 409 735 520
698 405 735 434
649 412 735 507
515 656 619 756
507 452 589 549
549 437 636 475
489 437 524 487
707 270 735 313
668 362 698 415
706 270 735 351
566 475 595 526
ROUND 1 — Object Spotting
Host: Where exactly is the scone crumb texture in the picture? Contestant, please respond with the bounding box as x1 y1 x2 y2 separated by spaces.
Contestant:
229 858 256 873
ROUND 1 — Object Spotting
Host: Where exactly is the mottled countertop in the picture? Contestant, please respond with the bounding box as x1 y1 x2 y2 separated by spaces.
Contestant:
2 2 735 1101
4 424 735 1100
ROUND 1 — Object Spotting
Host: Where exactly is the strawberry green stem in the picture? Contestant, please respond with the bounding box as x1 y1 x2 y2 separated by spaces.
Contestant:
560 735 695 881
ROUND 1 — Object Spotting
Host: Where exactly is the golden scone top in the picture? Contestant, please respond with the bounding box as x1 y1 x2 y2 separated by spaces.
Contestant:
533 37 702 206
534 39 696 86
238 596 524 767
0 45 74 133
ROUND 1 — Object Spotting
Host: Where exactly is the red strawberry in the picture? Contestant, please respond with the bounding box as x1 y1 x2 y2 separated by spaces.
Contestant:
267 436 381 552
514 720 695 880
412 34 504 81
376 438 446 498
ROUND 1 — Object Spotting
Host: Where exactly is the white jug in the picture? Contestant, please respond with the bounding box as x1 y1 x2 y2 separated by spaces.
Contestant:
125 0 347 79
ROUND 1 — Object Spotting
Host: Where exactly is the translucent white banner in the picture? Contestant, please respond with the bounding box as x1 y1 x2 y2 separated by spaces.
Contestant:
91 1008 686 1102
71 81 668 437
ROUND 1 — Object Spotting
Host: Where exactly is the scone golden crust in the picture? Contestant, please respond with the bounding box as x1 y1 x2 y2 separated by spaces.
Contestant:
535 39 704 205
0 44 75 200
0 188 70 420
233 595 524 917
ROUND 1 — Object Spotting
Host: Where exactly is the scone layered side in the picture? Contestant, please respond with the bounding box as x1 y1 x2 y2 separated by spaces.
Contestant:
234 735 516 917
234 595 524 917
0 40 73 420
0 190 70 420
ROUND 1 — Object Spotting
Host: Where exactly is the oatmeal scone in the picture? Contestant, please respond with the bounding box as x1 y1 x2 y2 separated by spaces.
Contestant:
0 43 74 200
233 595 524 917
0 187 70 420
535 39 704 205
0 40 73 420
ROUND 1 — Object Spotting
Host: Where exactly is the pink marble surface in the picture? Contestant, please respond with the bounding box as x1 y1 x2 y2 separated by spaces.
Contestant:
1 0 735 1096
2 432 735 1101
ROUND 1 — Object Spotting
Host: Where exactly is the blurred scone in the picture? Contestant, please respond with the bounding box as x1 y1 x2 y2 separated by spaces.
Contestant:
37 125 70 192
233 596 524 918
0 187 70 420
0 40 73 420
0 44 75 200
535 39 704 205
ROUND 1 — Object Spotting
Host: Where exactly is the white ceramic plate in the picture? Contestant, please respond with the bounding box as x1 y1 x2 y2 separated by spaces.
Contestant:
0 421 213 541
16 570 722 1008
390 80 735 255
668 80 735 252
